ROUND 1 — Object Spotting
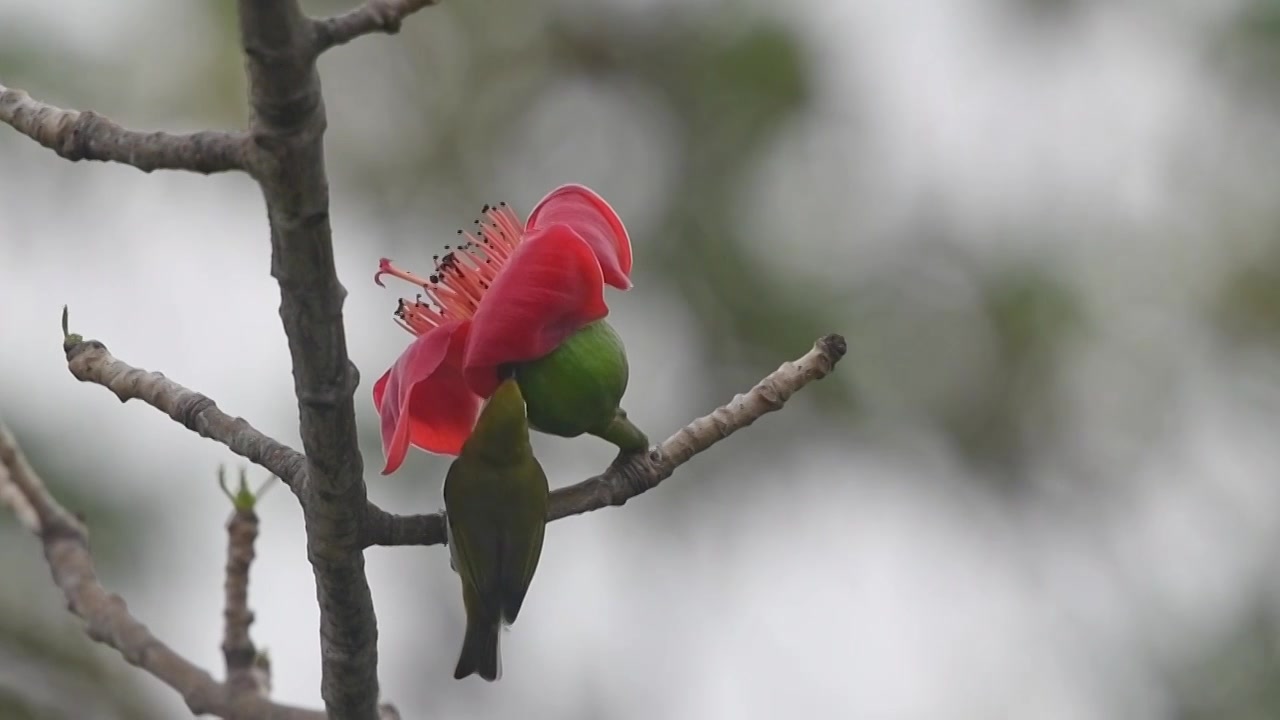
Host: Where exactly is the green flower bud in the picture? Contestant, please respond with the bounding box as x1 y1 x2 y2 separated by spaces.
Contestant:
513 320 648 452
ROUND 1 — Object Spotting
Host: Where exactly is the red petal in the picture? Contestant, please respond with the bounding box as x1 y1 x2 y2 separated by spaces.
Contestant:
374 321 481 473
463 227 609 396
526 184 633 290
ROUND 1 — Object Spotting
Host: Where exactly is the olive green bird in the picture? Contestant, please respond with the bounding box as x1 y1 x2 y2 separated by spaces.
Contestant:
444 378 550 681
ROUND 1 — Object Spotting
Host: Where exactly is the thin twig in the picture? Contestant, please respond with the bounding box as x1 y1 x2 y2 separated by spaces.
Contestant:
312 0 439 52
0 422 329 720
65 338 307 491
0 82 249 174
221 467 266 697
236 1 380 716
362 333 848 547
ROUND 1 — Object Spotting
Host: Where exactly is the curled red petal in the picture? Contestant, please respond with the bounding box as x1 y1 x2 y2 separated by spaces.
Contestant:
526 184 633 290
463 226 609 397
374 321 481 473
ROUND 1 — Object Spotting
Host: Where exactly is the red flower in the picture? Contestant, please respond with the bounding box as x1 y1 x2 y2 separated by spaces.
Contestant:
373 184 633 474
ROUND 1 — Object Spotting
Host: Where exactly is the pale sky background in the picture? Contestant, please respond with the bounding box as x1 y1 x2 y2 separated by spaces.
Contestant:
4 1 1280 719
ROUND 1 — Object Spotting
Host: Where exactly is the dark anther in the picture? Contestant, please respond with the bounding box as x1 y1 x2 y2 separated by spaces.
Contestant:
481 203 491 213
429 275 439 283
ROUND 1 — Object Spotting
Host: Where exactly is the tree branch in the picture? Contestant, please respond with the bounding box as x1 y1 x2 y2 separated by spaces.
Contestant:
0 82 248 174
362 333 848 547
313 0 439 52
64 337 307 491
0 422 330 720
235 1 379 717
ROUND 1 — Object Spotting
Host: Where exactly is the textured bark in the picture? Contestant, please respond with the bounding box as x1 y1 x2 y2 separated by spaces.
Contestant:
235 2 379 717
223 500 264 697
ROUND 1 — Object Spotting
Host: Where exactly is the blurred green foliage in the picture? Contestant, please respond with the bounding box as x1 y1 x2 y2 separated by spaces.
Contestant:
1174 606 1280 720
1215 243 1280 348
948 264 1083 476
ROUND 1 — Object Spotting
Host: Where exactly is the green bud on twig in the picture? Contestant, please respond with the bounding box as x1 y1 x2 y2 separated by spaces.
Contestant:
218 465 277 511
61 305 83 350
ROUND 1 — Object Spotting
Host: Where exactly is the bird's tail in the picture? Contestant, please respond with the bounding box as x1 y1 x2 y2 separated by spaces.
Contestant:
454 615 502 681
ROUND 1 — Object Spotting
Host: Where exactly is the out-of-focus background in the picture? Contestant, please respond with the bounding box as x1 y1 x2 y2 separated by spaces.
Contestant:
3 0 1280 717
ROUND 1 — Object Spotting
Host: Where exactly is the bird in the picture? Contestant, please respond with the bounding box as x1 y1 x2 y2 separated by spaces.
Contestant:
444 378 550 681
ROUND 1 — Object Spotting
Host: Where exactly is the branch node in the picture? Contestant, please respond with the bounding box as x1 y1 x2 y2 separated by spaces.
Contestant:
312 0 440 52
819 333 848 362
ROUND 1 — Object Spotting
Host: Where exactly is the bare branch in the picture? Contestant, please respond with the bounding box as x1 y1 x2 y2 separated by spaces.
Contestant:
65 338 307 490
0 425 59 534
0 82 248 174
0 448 39 532
0 423 330 720
363 333 848 547
313 0 439 52
236 0 379 716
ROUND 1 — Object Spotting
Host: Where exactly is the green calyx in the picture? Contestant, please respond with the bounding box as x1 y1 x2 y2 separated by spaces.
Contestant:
512 320 648 452
594 407 649 453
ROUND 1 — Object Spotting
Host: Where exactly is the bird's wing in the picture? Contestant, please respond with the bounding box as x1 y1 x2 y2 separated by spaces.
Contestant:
444 461 501 616
498 459 550 625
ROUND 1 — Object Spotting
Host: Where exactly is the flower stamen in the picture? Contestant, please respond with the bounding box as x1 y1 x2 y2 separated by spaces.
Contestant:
379 202 528 336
